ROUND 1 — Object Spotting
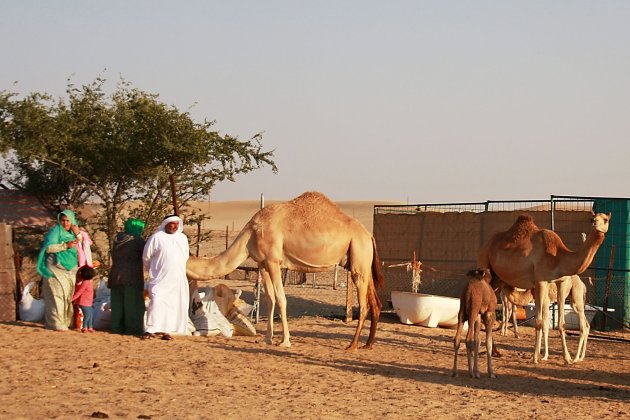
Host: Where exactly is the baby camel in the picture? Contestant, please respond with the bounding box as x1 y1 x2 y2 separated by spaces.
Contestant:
452 268 497 379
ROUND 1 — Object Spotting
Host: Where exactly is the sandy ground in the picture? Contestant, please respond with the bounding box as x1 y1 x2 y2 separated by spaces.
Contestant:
4 200 629 418
2 276 629 419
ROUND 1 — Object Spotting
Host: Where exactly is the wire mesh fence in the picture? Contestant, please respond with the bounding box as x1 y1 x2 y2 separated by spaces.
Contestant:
185 196 630 335
374 195 630 334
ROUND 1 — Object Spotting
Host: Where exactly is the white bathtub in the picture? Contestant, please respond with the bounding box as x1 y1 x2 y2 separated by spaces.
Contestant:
522 303 614 329
391 291 461 328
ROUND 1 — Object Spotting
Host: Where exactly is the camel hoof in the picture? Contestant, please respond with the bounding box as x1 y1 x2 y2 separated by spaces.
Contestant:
489 373 496 379
451 372 458 378
360 344 373 350
345 344 358 352
278 341 291 348
264 337 273 345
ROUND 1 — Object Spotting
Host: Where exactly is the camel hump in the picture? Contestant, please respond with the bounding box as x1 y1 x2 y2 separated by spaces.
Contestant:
290 191 332 204
505 214 538 243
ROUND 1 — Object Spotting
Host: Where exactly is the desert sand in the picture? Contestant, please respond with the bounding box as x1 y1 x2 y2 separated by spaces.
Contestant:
2 200 629 419
3 276 630 419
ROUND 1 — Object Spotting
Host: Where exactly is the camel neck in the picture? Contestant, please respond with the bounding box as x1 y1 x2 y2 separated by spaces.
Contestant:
566 230 605 275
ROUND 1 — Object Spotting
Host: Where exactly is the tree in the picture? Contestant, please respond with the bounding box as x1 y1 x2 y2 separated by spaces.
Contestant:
0 77 277 262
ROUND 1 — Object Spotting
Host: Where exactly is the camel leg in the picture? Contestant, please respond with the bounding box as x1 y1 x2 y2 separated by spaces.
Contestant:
556 278 573 365
575 312 590 362
500 290 519 338
533 283 549 364
260 269 276 345
268 263 291 348
467 315 481 378
500 292 509 336
451 316 464 377
347 272 369 351
572 278 590 362
541 294 551 361
363 278 380 349
465 318 475 378
511 302 520 338
483 311 496 378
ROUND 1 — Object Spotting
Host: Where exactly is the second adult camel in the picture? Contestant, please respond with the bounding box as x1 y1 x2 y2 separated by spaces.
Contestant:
186 191 385 349
477 212 610 364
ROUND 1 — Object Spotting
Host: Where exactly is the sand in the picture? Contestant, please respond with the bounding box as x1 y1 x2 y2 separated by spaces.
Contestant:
3 200 629 418
2 278 629 419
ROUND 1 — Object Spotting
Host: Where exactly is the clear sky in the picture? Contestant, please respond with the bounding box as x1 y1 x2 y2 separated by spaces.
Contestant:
1 1 628 203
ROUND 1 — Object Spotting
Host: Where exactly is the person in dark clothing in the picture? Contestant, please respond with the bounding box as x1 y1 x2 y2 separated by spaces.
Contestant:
108 218 146 335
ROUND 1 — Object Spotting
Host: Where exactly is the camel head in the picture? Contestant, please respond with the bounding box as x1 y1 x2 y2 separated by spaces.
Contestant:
591 212 611 233
467 268 492 283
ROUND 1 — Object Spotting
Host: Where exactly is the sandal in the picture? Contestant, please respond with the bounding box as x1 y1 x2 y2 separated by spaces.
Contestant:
141 332 156 340
161 334 173 341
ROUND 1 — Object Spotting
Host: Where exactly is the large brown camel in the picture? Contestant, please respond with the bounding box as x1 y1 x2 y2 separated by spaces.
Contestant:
186 191 385 350
477 212 610 364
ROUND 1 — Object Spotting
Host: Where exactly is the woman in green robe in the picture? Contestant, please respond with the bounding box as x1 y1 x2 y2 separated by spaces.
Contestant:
36 209 81 330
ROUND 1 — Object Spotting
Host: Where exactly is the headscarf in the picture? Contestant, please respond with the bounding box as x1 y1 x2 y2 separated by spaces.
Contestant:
36 209 79 278
159 214 184 234
124 218 145 237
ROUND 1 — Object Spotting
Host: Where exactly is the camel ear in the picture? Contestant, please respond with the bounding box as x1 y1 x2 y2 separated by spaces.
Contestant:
607 212 612 220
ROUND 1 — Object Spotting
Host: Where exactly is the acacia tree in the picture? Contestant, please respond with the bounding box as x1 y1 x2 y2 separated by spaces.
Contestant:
0 77 277 261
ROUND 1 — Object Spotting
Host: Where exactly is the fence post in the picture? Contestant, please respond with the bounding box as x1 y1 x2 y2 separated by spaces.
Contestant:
603 244 615 330
224 225 229 280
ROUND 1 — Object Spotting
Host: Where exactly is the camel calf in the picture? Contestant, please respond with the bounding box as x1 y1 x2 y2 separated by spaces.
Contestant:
452 268 497 378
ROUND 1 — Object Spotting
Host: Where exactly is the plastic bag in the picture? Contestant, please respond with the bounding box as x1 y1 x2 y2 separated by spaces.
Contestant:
190 289 233 337
93 300 111 331
18 281 45 322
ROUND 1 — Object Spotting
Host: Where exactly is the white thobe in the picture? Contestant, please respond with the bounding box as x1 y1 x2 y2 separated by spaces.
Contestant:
143 218 190 334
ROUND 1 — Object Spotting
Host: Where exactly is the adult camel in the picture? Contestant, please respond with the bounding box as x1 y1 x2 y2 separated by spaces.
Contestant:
477 212 610 364
186 191 385 350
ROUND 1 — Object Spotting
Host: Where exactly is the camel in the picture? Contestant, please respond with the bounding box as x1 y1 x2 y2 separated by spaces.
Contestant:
186 191 385 350
494 282 532 338
495 275 590 363
477 212 610 364
452 268 496 379
535 275 590 363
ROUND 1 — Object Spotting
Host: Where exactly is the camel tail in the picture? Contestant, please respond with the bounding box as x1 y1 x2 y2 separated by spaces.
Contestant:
371 237 385 289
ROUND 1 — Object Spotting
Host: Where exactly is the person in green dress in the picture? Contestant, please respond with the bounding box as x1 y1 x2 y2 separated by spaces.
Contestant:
108 218 146 335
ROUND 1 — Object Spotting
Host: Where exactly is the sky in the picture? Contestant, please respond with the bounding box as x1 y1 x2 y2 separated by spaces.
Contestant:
1 1 629 203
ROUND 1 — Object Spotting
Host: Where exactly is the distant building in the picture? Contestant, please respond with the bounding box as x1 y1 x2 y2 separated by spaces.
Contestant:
0 188 54 228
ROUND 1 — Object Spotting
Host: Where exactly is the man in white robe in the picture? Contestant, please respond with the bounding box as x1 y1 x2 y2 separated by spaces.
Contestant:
142 214 190 339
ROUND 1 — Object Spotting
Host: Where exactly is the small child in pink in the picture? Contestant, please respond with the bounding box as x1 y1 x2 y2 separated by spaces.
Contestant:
72 266 97 333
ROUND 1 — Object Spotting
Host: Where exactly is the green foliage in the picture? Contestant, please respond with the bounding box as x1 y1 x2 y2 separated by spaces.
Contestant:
0 76 277 261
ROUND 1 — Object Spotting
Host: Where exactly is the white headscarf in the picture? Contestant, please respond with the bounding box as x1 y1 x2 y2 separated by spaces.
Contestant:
158 214 184 234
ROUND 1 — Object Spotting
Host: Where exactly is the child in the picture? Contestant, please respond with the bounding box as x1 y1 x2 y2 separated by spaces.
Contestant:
72 265 97 333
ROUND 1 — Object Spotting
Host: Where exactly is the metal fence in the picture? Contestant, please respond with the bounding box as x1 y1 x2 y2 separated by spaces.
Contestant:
373 195 630 332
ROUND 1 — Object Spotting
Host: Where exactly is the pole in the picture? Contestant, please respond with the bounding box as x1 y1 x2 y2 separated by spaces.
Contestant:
603 244 615 330
253 193 265 324
195 220 201 257
224 225 229 280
